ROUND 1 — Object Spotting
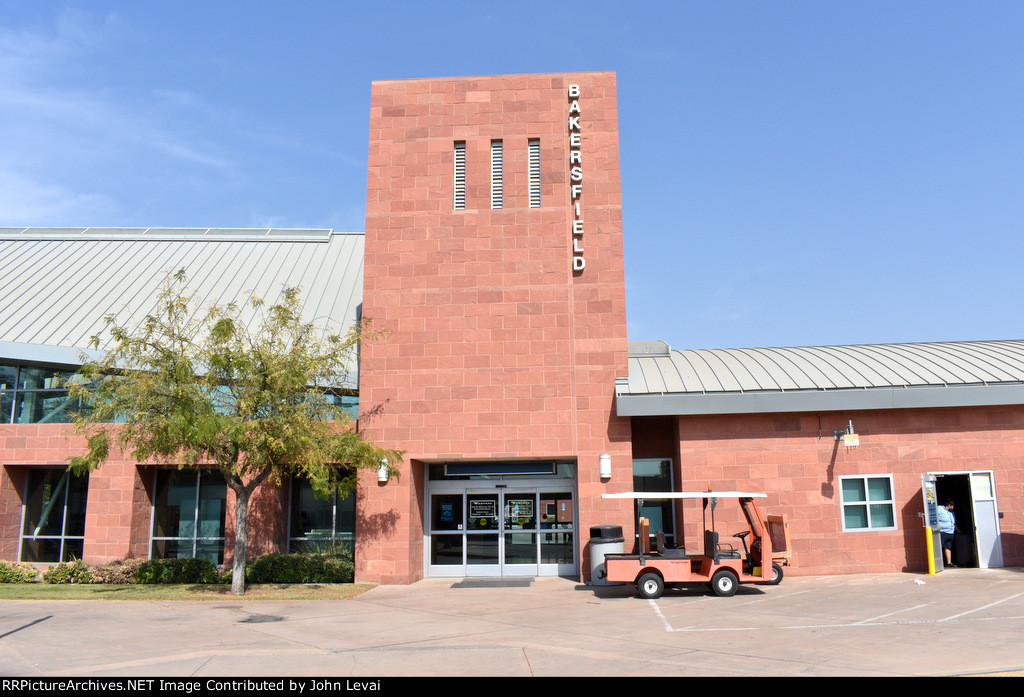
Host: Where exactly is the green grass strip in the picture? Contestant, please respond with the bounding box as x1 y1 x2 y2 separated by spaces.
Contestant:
0 583 374 601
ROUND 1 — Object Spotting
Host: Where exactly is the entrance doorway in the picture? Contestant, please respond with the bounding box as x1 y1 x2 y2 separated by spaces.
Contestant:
426 484 577 578
931 470 1003 569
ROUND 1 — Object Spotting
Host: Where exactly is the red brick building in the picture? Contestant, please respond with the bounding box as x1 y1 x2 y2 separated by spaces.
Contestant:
1 72 1022 585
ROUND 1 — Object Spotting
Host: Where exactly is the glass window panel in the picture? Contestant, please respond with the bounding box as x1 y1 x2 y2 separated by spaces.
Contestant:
336 490 355 538
0 392 12 423
19 468 88 563
64 471 89 537
0 364 16 390
539 493 572 529
289 478 355 549
467 495 498 530
504 532 536 565
21 537 62 563
290 539 325 554
195 540 224 565
151 538 188 560
431 494 463 531
17 366 50 390
431 535 463 565
427 461 575 480
841 475 895 531
291 480 334 536
504 495 536 530
330 394 358 419
465 534 498 565
633 459 671 488
62 539 84 562
867 477 892 502
13 391 79 424
972 472 993 499
869 503 895 528
843 504 869 530
841 478 866 503
152 469 225 561
540 532 574 564
197 473 226 539
633 460 674 537
640 503 666 532
23 469 69 537
153 470 196 538
17 366 77 390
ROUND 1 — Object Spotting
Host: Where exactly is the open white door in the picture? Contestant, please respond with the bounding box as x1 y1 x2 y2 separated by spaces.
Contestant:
925 470 1003 570
970 472 1003 569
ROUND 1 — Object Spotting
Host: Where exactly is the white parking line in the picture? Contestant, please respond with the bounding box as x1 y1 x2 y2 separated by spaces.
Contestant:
648 599 674 632
738 588 816 604
939 593 1024 622
854 603 934 624
649 593 1024 633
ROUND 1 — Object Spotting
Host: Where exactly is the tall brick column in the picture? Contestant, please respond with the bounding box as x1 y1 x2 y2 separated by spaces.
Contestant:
359 72 633 584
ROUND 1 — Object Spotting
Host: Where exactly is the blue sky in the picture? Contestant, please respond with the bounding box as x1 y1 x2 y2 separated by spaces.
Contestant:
2 2 1023 351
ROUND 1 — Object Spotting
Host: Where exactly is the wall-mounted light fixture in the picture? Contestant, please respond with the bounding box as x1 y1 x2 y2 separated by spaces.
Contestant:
834 420 859 447
377 458 391 483
599 453 611 480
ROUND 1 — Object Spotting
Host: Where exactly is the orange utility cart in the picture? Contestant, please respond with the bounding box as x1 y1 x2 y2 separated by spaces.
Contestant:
600 491 785 599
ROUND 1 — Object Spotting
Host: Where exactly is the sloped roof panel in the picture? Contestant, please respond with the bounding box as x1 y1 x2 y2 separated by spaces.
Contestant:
0 228 364 361
621 340 1024 415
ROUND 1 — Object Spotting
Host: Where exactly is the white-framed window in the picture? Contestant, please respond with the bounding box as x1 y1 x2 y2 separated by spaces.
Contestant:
839 474 897 531
490 140 503 209
453 141 466 210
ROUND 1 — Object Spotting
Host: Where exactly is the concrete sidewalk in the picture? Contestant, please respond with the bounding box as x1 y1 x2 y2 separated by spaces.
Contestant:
1 568 1022 677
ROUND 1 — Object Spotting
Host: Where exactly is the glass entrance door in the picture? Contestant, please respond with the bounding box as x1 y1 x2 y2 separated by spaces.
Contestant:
501 491 539 575
427 486 576 577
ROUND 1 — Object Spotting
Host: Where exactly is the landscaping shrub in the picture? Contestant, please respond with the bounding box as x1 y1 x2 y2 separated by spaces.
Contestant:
217 564 252 585
42 559 92 584
136 558 218 584
88 558 144 584
0 560 39 583
248 552 354 584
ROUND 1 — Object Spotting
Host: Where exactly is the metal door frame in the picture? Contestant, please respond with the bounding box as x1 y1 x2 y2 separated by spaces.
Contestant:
925 469 1003 569
425 480 577 578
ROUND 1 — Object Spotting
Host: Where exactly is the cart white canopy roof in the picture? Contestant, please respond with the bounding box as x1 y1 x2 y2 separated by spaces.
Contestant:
602 491 766 499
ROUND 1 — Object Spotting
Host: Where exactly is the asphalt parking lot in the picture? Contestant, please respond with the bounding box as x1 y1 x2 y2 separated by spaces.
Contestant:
0 567 1022 677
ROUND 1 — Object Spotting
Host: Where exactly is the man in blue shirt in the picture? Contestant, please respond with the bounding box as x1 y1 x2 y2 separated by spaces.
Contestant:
936 500 958 567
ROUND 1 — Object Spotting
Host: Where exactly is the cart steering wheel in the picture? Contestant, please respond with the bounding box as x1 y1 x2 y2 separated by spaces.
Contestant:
734 530 750 540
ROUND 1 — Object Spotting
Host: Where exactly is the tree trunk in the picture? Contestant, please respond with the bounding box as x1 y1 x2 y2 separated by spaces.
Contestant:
231 485 249 596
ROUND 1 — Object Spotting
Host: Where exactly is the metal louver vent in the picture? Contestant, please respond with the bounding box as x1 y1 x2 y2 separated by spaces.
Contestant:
528 139 541 208
454 142 466 210
490 140 503 209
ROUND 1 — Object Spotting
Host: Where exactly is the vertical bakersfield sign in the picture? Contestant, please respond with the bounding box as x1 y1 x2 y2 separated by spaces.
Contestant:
568 84 584 273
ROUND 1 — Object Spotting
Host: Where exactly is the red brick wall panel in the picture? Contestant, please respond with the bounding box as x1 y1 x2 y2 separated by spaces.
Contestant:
669 407 1024 576
360 72 633 583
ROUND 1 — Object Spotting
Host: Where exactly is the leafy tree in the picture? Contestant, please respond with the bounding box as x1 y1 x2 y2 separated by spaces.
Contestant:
68 270 402 595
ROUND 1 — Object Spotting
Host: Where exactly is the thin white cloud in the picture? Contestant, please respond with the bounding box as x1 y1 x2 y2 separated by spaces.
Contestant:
0 169 116 223
0 9 242 223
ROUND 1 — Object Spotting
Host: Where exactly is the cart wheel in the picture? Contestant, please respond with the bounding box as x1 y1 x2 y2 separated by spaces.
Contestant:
710 569 737 597
637 572 664 600
768 562 784 585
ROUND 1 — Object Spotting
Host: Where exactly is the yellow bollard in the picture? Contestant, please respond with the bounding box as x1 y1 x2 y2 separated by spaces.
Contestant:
925 525 936 575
